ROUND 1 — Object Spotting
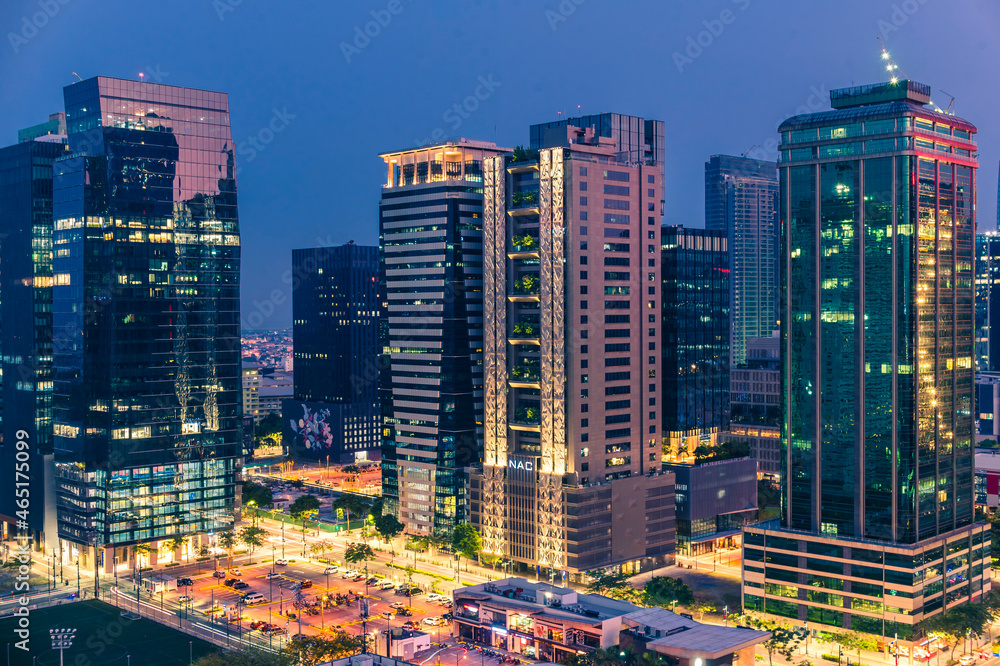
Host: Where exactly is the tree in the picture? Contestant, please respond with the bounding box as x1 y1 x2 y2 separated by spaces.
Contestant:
289 494 321 519
696 603 717 621
239 525 267 558
693 439 750 464
923 602 995 659
344 542 375 570
319 538 334 562
746 616 804 666
218 531 237 569
282 632 363 665
586 570 636 601
374 514 405 563
253 413 283 449
132 543 152 570
452 523 482 582
758 478 781 521
333 494 371 533
242 481 273 509
164 535 190 563
642 576 694 609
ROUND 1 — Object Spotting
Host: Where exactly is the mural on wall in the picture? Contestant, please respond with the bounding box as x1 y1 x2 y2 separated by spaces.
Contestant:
288 403 334 451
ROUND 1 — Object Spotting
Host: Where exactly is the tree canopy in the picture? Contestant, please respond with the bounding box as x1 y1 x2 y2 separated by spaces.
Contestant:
642 576 694 609
586 570 636 601
344 542 375 567
242 481 273 508
452 523 482 560
375 514 404 543
282 631 363 665
289 494 321 518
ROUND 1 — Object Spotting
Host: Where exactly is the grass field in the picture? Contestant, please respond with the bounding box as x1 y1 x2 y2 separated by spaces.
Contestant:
0 600 217 665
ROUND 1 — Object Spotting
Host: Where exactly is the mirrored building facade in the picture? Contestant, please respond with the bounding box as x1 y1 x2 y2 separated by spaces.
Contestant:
51 77 241 572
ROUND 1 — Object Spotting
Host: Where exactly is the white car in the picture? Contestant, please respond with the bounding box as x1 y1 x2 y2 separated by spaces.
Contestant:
438 599 453 607
275 558 289 566
341 570 357 579
378 580 395 590
422 616 445 627
426 593 443 601
324 567 339 575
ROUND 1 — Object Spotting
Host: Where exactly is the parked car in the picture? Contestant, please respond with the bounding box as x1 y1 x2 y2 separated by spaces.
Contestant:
228 569 242 576
212 571 227 578
177 578 193 587
378 580 395 590
390 602 407 610
266 572 283 579
442 613 453 621
396 608 413 617
178 595 192 603
341 570 357 579
381 611 394 620
402 621 416 630
299 580 313 589
243 593 266 605
422 616 444 627
275 558 289 566
366 576 379 585
233 581 250 590
224 579 238 587
324 567 339 575
438 599 453 608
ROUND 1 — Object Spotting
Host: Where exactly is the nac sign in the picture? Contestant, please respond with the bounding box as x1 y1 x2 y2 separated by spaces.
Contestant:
508 460 533 472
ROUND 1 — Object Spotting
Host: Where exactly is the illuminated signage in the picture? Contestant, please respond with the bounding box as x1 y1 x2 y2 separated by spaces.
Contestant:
509 460 533 471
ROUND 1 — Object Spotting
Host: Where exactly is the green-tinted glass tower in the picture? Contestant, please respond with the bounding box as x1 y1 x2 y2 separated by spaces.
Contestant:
743 81 990 640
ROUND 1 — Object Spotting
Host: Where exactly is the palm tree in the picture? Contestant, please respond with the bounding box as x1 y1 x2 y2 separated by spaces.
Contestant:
132 543 152 573
333 494 371 535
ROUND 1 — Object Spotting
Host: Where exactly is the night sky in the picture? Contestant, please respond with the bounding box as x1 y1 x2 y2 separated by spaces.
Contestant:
2 0 997 328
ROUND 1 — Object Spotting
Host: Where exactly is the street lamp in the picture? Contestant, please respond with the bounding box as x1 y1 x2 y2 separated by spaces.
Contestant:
75 558 80 597
49 628 77 666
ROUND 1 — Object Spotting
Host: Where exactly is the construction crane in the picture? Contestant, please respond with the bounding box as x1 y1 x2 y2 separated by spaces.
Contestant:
939 89 956 115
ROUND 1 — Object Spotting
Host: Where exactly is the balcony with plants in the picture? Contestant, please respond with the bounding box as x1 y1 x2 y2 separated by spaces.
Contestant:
509 318 540 346
508 145 540 172
509 274 540 302
509 233 540 257
509 358 540 388
511 404 541 431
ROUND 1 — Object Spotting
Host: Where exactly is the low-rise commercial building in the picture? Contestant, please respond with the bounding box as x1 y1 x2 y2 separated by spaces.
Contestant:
664 457 757 558
453 578 769 666
975 448 1000 508
373 627 431 662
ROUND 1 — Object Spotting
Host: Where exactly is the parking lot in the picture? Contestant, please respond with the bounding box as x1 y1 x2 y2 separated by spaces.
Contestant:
151 556 455 644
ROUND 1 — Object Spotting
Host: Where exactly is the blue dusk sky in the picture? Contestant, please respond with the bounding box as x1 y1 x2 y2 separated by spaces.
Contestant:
1 0 997 327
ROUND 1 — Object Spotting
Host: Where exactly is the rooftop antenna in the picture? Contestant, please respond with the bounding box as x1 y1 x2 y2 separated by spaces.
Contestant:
71 72 83 82
742 145 760 158
876 36 903 84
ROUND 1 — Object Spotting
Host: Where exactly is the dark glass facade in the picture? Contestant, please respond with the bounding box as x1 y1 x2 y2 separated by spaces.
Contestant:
287 243 380 463
975 232 1000 372
780 81 976 544
661 226 730 438
0 138 69 542
292 243 379 404
51 77 240 557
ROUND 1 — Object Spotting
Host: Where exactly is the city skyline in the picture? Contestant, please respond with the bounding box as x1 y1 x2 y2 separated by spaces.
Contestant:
2 1 997 326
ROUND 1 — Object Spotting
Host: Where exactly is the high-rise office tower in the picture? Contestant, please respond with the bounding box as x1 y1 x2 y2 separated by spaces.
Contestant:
744 81 990 639
51 77 241 573
729 332 781 477
661 225 730 457
0 128 69 548
284 243 380 463
378 139 508 536
473 124 675 580
704 155 779 367
975 231 1000 372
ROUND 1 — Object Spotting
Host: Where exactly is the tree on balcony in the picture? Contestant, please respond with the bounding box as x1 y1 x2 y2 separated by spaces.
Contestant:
511 145 540 163
513 275 539 294
512 234 538 250
514 406 540 424
512 321 538 337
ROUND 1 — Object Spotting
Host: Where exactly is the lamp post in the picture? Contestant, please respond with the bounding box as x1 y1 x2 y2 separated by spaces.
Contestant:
75 558 80 596
49 628 77 666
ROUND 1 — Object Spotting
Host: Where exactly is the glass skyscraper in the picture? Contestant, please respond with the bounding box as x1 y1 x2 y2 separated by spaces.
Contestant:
743 80 990 640
51 77 241 573
0 134 69 548
704 154 779 367
660 226 730 457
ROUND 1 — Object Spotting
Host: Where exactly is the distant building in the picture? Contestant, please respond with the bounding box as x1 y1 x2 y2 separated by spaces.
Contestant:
242 362 263 422
18 112 66 143
705 155 779 367
258 368 293 417
729 332 781 476
975 448 1000 508
453 578 770 666
976 372 1000 442
975 232 1000 372
661 226 730 457
664 457 757 557
372 627 431 661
